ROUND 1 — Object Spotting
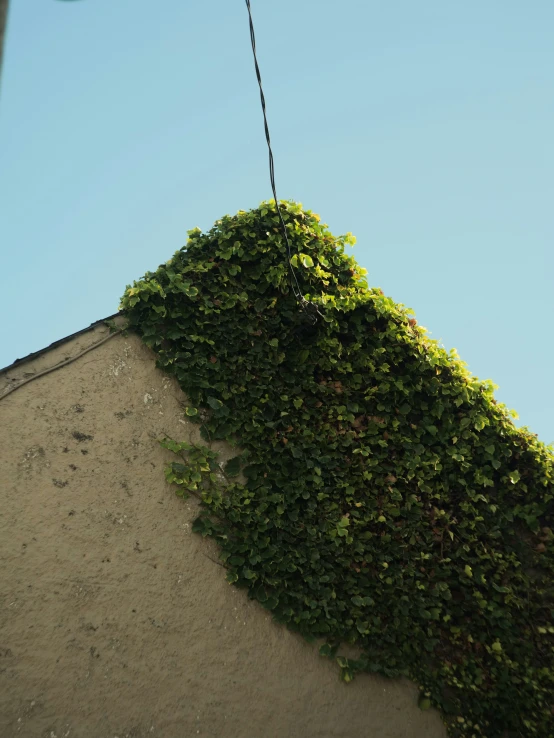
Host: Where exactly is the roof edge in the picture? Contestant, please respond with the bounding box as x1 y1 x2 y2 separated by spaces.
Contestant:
0 312 124 375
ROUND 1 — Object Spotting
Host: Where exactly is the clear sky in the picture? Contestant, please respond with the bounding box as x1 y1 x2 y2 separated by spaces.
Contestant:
1 0 552 444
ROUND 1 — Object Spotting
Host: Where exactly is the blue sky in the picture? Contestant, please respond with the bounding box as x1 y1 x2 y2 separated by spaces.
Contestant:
1 0 552 443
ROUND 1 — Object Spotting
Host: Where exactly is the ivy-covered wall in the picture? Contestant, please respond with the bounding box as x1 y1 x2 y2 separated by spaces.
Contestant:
3 322 445 738
121 201 554 738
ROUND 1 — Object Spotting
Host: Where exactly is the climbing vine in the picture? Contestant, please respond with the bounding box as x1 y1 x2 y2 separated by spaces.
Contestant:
120 201 554 737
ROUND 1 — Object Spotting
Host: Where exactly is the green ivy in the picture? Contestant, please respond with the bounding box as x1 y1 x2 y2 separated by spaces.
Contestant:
120 201 554 737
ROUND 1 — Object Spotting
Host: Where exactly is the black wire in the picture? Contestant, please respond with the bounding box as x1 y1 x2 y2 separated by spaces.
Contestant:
244 0 322 324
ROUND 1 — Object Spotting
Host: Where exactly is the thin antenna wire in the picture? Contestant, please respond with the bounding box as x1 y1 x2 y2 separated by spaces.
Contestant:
244 0 322 323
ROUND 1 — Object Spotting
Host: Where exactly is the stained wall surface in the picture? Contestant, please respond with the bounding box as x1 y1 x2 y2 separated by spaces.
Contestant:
0 321 446 738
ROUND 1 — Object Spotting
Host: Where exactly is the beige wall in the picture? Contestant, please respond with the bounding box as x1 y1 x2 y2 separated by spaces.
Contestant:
0 321 446 738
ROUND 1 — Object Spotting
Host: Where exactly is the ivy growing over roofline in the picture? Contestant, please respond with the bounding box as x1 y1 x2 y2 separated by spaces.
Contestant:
120 201 554 737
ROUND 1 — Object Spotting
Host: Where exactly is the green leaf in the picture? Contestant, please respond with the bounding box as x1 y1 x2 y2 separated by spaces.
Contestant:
262 596 279 611
341 669 353 683
224 456 242 477
192 517 211 536
319 643 336 658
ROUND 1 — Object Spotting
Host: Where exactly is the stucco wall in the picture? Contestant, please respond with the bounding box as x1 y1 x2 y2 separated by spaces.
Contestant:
0 321 446 738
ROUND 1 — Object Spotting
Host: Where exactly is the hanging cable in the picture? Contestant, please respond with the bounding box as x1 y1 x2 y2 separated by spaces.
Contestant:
244 0 323 324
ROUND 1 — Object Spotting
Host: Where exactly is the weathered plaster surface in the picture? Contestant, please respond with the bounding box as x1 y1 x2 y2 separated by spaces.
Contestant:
0 321 446 738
